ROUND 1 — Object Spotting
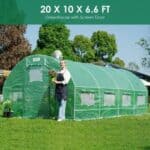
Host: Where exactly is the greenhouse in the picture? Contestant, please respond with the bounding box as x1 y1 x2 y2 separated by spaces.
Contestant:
3 54 148 119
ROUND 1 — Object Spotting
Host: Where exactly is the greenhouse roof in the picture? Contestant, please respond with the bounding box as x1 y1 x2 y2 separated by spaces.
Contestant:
66 60 146 91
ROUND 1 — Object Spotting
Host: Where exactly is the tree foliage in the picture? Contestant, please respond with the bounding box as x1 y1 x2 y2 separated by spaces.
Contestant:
0 25 31 69
34 24 73 59
91 31 117 62
137 38 150 68
73 35 95 62
127 62 139 71
112 57 125 67
34 26 119 63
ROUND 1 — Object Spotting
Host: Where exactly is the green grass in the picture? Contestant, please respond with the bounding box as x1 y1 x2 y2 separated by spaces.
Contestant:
0 116 150 149
0 105 150 150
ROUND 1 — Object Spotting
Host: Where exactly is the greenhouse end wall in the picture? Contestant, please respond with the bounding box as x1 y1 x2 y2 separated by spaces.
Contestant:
3 55 60 118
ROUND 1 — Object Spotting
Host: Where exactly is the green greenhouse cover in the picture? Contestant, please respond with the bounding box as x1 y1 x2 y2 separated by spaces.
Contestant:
3 54 148 120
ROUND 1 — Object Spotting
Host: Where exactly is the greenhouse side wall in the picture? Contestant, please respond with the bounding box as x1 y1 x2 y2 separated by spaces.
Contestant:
73 87 100 120
67 61 148 120
73 88 148 120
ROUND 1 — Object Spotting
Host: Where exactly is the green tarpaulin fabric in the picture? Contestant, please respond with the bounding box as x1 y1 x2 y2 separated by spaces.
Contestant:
3 54 148 119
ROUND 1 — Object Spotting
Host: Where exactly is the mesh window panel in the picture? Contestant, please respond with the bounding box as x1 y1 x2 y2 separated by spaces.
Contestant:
104 93 115 106
29 69 43 82
122 95 131 106
137 96 145 106
33 57 40 62
12 92 23 101
80 93 95 106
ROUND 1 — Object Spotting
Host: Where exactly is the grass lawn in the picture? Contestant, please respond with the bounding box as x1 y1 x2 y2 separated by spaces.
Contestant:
0 106 150 150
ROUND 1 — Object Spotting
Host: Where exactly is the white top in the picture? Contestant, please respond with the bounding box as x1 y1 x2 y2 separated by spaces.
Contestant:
59 68 71 85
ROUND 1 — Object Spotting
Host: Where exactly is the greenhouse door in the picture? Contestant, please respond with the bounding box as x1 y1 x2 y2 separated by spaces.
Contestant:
23 67 50 118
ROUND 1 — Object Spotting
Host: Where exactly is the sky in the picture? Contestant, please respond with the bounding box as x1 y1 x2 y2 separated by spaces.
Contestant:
25 25 150 75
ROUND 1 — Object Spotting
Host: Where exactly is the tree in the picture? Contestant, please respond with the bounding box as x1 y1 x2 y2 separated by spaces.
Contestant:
91 31 117 62
127 62 139 71
112 57 125 67
137 38 150 68
34 24 73 59
72 35 95 62
0 25 31 69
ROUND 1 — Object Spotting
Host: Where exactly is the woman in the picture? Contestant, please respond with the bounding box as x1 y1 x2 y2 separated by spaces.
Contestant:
53 60 71 121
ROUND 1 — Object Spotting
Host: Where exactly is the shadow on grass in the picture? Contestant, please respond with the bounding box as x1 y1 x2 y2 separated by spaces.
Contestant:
139 146 150 150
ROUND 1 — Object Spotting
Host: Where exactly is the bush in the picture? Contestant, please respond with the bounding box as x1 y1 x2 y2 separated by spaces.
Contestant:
2 100 13 117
